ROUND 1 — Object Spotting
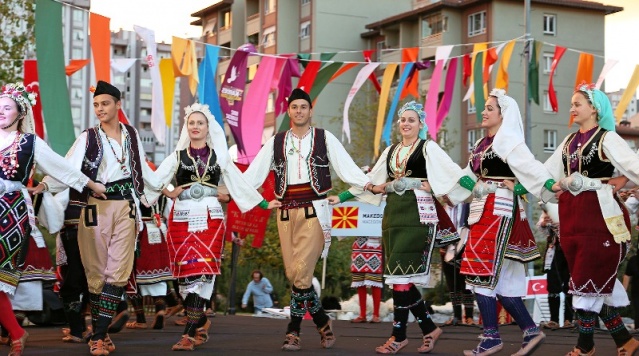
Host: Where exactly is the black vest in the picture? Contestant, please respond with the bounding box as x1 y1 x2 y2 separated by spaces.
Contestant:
562 128 614 178
175 148 221 187
66 125 145 222
272 128 332 199
386 139 428 180
469 138 515 179
0 133 35 184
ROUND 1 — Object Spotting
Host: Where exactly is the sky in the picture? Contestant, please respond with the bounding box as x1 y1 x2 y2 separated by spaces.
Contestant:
90 0 639 92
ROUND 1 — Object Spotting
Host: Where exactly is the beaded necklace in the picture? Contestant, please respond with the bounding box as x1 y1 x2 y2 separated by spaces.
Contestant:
0 132 21 178
287 128 313 180
100 125 129 176
390 139 419 178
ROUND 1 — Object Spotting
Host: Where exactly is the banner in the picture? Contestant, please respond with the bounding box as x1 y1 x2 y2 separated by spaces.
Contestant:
225 164 276 248
383 63 413 146
159 58 175 128
219 44 254 155
571 52 594 125
309 62 344 106
463 43 487 103
23 60 44 139
495 40 516 91
275 56 299 117
548 46 566 113
110 58 137 73
363 50 382 94
400 48 419 99
436 57 458 133
239 56 277 164
614 65 639 123
197 44 223 128
331 201 386 237
595 59 619 90
89 13 111 82
35 0 75 154
297 60 321 92
65 59 90 76
342 62 380 143
171 37 199 95
473 51 485 123
528 40 542 105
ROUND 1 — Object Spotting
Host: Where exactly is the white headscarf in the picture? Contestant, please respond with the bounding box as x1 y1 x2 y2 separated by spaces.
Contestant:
490 89 525 160
175 103 228 168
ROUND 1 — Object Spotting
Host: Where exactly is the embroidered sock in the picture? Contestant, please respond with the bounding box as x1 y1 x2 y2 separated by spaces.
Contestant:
499 296 538 333
391 290 411 342
599 304 632 347
372 287 382 318
93 284 124 341
183 293 206 337
408 285 437 335
475 293 500 340
451 292 463 320
286 316 303 335
463 291 475 320
89 292 100 332
575 309 596 352
130 294 146 323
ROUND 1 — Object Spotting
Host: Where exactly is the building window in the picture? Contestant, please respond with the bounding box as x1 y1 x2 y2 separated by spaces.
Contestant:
262 27 276 48
72 8 84 23
220 9 232 29
376 41 385 62
543 14 556 35
468 11 486 37
204 17 217 36
247 33 259 46
543 52 554 74
467 99 476 114
300 21 311 39
301 0 311 4
421 13 446 38
543 90 556 113
468 129 484 152
264 0 276 14
543 130 557 152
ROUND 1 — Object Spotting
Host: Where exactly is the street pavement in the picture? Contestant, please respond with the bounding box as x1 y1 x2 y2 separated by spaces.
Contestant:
19 314 621 355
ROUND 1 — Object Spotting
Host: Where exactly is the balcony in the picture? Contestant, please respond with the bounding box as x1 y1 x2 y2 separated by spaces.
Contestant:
246 13 260 36
420 33 441 59
218 26 232 45
380 49 401 66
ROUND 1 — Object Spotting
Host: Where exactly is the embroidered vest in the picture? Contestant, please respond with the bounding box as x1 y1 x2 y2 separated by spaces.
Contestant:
562 128 614 178
386 139 428 179
273 128 331 199
175 148 221 187
470 138 515 179
65 124 145 222
0 133 35 184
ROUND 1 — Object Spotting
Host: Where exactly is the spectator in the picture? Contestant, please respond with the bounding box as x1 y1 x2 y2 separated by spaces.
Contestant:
242 270 274 314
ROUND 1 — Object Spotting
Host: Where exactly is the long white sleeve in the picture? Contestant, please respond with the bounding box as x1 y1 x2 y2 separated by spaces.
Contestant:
325 130 370 190
34 136 89 193
243 136 275 189
603 131 639 184
504 142 554 198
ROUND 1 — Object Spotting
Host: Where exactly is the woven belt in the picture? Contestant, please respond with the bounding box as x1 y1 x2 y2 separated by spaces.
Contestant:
178 183 218 201
0 179 23 196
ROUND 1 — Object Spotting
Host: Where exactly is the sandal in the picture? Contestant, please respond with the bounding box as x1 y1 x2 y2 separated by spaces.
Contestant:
88 339 109 356
172 335 196 351
152 310 166 330
370 316 382 323
126 321 148 329
194 319 212 346
104 334 115 353
0 336 10 345
618 338 639 356
351 316 367 323
542 321 560 330
174 317 188 326
418 327 442 353
282 333 301 351
565 346 595 356
165 305 184 318
375 336 408 354
8 331 28 356
317 320 335 349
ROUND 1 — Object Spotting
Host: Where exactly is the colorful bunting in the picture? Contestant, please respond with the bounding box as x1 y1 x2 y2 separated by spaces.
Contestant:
363 50 382 94
89 13 111 82
383 63 414 146
570 52 594 125
426 45 453 140
595 59 619 90
374 64 398 158
159 58 175 128
614 65 639 123
495 40 516 91
65 59 90 76
548 46 566 113
472 51 485 123
23 60 44 138
436 57 458 133
171 37 199 95
197 44 223 128
528 40 541 105
400 48 419 100
343 63 380 143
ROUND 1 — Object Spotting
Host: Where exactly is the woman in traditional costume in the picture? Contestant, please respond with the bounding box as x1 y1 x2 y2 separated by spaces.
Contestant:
363 101 470 354
0 82 105 356
543 83 639 356
459 89 551 356
152 103 279 351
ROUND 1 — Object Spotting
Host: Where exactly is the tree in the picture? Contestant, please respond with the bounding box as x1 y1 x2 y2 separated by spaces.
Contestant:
0 0 36 84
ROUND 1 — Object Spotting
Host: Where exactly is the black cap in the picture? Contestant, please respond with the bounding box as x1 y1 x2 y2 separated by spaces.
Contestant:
93 80 121 100
287 88 312 108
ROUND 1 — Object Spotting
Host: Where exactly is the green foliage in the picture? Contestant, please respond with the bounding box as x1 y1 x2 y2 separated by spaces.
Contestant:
0 0 36 84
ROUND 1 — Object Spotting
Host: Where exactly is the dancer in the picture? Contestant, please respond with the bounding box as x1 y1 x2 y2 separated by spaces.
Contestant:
543 83 639 356
363 101 470 354
243 88 373 351
459 89 552 356
0 82 105 356
152 102 279 351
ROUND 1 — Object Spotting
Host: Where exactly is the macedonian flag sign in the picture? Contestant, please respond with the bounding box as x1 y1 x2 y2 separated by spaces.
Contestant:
332 206 359 229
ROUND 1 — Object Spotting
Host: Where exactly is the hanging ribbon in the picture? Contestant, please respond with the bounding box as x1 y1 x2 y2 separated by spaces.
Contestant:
110 58 137 73
462 53 471 86
159 58 175 128
425 45 453 140
436 57 458 133
298 53 312 69
343 62 380 143
65 59 90 76
89 13 111 82
374 64 398 158
570 52 594 125
297 60 322 92
382 63 414 146
330 63 358 82
548 46 567 113
23 60 44 139
275 56 300 118
463 43 487 103
614 65 639 123
171 37 199 95
197 44 223 128
528 40 542 105
240 56 277 164
495 40 516 91
400 48 419 100
473 51 485 123
363 50 382 94
310 62 344 107
595 59 619 89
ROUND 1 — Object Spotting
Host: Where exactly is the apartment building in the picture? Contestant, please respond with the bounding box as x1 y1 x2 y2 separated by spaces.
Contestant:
190 0 412 145
362 0 621 163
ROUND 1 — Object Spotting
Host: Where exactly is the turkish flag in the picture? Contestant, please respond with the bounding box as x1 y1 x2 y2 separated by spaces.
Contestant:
527 277 548 295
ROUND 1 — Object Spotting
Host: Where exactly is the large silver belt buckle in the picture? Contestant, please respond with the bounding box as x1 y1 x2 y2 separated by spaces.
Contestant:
392 178 407 193
189 183 205 201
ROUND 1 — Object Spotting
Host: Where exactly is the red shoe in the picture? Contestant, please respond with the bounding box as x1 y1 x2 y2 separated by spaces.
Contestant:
351 316 367 323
